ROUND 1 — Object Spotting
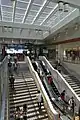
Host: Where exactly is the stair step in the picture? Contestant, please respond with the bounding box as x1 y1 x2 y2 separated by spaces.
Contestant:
72 86 80 89
9 89 29 94
14 86 37 91
9 92 33 98
10 94 36 101
74 88 80 92
10 101 39 109
10 97 37 105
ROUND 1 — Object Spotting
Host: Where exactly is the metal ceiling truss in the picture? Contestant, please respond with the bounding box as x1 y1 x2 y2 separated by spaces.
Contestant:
0 21 50 31
40 4 58 25
12 0 17 22
31 0 50 24
20 0 33 34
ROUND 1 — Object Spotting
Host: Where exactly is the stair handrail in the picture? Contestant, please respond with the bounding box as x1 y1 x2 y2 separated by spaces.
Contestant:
0 56 9 120
27 56 59 120
40 56 80 112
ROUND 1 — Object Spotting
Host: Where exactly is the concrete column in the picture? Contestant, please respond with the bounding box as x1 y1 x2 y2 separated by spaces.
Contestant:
57 44 64 61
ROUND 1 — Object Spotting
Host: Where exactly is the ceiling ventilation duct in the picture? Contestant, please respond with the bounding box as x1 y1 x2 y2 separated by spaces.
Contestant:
58 1 64 11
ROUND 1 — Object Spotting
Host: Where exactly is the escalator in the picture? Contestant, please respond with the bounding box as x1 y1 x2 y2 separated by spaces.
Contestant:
9 62 49 120
35 60 72 120
39 60 60 98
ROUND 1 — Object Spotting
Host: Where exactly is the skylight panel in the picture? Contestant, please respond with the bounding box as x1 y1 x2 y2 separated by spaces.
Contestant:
2 12 12 18
16 8 26 14
1 0 13 6
2 17 12 22
14 18 22 23
33 0 45 5
29 11 38 16
15 14 24 19
2 6 13 12
43 7 53 14
30 4 40 11
16 1 28 9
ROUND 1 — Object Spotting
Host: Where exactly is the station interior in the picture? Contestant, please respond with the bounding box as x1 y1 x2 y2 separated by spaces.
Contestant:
0 0 80 120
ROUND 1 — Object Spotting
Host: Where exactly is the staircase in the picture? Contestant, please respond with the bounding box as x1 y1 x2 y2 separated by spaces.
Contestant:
62 74 80 98
9 63 49 120
61 64 80 98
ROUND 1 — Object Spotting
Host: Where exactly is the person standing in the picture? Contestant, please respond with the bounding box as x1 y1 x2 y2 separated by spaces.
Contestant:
68 97 76 114
60 90 65 101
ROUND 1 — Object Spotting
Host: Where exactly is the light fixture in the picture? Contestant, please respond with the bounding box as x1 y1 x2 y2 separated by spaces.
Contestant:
58 1 64 11
64 3 69 12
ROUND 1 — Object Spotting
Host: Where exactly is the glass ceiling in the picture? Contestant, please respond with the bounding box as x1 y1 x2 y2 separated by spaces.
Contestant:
0 0 76 28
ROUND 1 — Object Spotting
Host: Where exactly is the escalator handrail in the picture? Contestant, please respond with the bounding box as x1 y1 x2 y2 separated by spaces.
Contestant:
27 56 59 120
0 56 9 120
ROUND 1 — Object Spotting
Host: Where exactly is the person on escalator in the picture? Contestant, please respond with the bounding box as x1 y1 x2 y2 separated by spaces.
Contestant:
32 59 37 71
60 90 65 101
40 70 44 80
68 97 76 114
47 75 53 85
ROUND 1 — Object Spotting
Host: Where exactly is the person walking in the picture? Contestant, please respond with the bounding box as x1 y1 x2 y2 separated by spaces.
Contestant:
9 74 15 89
36 90 42 109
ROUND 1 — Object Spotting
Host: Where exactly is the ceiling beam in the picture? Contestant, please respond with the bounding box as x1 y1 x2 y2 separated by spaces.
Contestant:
31 0 49 24
20 0 33 34
22 0 33 23
12 0 17 22
0 1 2 21
40 4 58 25
0 21 50 31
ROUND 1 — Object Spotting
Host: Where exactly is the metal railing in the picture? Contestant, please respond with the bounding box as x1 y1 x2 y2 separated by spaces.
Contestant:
0 56 9 120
